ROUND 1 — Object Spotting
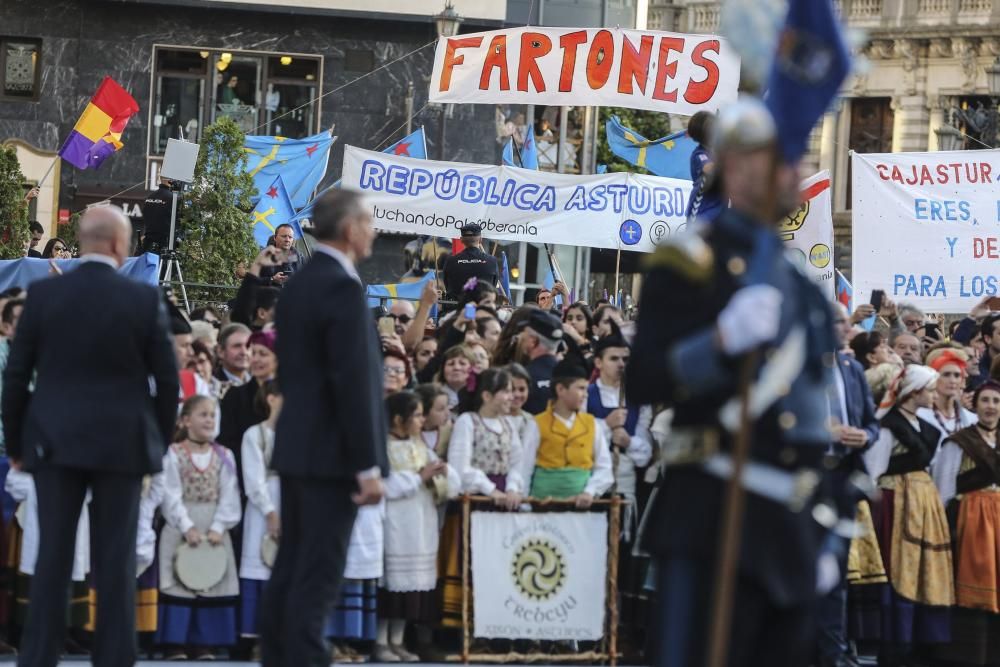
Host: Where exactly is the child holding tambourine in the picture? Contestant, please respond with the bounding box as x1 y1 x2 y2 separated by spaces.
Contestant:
156 395 241 660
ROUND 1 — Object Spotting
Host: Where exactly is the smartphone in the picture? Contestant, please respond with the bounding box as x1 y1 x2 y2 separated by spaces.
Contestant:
870 289 885 312
377 316 395 336
924 322 940 339
987 296 1000 311
463 303 477 320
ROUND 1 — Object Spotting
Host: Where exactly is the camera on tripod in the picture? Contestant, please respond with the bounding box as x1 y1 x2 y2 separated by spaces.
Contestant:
158 138 200 311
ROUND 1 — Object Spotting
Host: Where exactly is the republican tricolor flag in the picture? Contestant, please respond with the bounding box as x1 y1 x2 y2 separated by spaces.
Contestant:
59 77 139 170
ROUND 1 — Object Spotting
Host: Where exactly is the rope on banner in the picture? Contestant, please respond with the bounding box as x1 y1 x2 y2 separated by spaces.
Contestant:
373 102 432 152
250 40 437 135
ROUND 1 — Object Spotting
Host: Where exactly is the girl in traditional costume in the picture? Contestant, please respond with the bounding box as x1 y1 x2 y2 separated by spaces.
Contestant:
918 345 977 453
439 369 525 628
415 383 453 460
505 363 540 456
377 391 459 662
931 380 1000 666
238 380 281 642
157 395 241 660
863 365 954 666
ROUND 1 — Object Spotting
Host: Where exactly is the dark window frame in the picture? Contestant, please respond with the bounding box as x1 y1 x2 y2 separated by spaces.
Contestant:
0 36 43 103
149 45 323 156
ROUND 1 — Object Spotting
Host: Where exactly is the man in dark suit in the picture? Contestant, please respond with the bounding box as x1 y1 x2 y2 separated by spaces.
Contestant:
818 303 880 667
2 206 179 667
260 189 388 667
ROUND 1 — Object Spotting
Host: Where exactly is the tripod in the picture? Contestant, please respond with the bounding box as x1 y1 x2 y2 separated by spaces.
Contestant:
159 187 190 312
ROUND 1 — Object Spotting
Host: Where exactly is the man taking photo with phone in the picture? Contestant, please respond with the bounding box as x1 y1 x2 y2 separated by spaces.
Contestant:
231 246 287 331
259 224 303 287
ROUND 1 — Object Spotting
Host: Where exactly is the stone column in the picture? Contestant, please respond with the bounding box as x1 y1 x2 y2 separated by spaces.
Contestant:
891 94 931 153
891 96 905 153
819 102 841 177
926 95 945 151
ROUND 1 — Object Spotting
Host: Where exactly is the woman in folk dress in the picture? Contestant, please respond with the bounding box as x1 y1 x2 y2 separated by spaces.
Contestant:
377 391 459 663
239 379 282 641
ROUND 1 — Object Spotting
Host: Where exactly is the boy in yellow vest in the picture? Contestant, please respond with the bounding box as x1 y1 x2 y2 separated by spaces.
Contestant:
523 360 614 508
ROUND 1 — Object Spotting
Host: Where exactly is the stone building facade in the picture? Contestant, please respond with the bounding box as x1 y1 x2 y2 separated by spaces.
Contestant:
0 0 501 284
648 0 1000 276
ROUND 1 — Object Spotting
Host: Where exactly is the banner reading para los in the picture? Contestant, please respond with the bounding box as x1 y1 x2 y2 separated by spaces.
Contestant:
852 151 1000 312
341 145 692 252
429 26 740 116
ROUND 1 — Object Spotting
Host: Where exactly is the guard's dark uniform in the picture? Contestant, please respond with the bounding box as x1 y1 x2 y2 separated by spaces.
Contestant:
627 209 837 666
441 246 499 302
524 354 558 415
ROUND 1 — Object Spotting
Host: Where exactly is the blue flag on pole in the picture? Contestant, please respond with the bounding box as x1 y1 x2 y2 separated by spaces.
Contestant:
293 128 426 222
521 133 539 170
502 139 515 167
501 136 538 169
542 269 563 308
384 128 428 159
367 271 437 310
243 130 335 209
605 116 697 179
251 175 300 247
500 251 512 302
836 269 853 314
765 0 850 163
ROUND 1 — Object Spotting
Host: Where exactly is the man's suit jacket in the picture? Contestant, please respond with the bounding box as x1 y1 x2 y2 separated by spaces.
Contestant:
836 351 880 467
272 252 388 480
2 261 179 474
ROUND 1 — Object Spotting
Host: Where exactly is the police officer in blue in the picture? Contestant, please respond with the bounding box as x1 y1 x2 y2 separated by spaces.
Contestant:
517 309 564 415
627 98 839 667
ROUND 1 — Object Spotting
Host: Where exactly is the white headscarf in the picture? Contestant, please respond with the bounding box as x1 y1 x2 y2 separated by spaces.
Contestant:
876 364 938 418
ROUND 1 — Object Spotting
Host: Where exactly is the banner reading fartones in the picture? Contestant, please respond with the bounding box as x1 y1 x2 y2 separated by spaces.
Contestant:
852 150 1000 312
781 170 834 297
341 146 692 252
471 511 608 640
430 26 740 115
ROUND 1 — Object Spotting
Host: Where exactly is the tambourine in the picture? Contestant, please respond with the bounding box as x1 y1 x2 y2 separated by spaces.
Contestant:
428 474 449 505
261 534 279 569
175 542 226 593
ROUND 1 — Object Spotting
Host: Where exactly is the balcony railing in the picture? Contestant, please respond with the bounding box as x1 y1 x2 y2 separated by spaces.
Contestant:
916 0 992 24
686 3 720 33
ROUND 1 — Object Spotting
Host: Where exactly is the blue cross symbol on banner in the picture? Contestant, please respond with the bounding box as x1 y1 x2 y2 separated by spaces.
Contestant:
619 219 642 246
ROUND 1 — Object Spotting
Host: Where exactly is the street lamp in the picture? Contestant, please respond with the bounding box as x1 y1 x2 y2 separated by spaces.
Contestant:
432 2 463 161
434 2 463 38
935 124 963 152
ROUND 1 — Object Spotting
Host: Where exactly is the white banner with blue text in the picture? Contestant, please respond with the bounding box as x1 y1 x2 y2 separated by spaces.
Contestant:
471 511 608 640
341 145 692 252
852 150 1000 312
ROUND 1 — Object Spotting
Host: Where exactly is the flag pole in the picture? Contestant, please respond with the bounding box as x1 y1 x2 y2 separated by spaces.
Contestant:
35 157 58 190
613 246 621 306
